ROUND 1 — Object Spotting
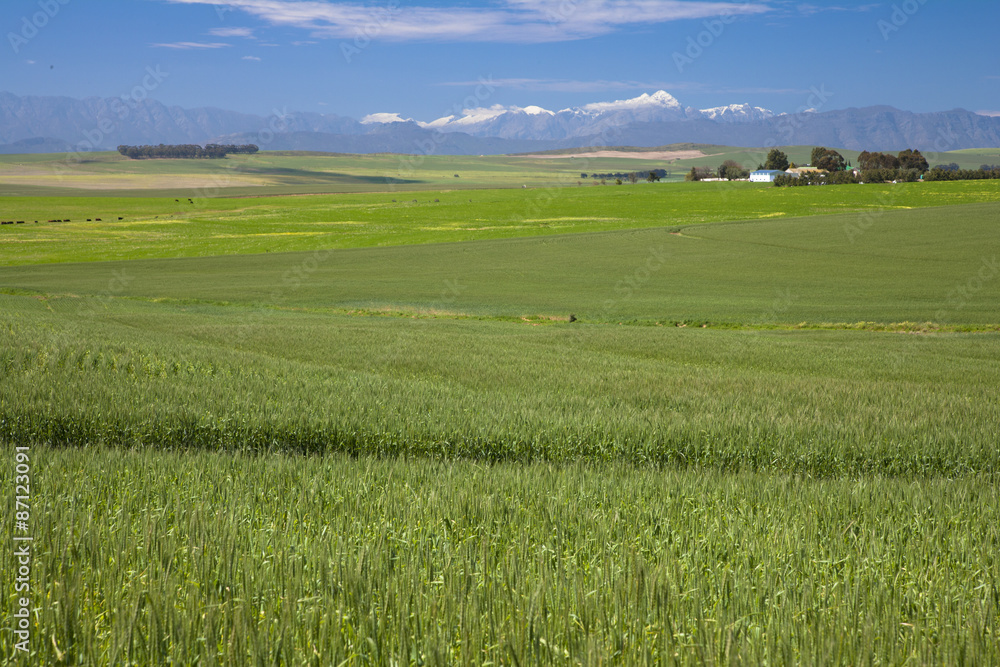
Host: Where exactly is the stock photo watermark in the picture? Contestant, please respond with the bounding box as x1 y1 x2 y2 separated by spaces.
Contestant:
341 0 400 63
11 446 34 654
7 0 69 54
935 256 999 322
877 0 929 41
393 76 497 180
50 65 169 180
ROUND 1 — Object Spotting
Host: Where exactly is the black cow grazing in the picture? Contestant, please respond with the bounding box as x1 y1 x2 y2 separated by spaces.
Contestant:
16 221 24 224
118 217 123 220
95 218 102 221
87 219 92 221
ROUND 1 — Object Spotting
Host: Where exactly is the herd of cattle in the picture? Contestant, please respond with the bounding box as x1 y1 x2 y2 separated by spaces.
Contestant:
1 216 124 225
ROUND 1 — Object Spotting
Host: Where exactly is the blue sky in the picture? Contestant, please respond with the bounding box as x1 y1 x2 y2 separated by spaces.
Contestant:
3 0 998 121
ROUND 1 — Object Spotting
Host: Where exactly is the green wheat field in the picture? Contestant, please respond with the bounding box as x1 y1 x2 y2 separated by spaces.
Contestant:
2 150 999 664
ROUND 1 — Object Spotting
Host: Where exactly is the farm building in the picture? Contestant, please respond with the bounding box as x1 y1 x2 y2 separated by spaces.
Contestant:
749 169 788 183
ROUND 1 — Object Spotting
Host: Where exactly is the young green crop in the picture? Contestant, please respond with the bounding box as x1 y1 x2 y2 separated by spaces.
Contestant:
1 180 998 266
2 449 997 664
2 291 999 476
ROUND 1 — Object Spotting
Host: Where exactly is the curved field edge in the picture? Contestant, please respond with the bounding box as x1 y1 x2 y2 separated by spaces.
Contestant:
3 294 999 477
1 448 998 664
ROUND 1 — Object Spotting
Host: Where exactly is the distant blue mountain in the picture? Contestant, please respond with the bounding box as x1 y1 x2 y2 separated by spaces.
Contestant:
2 91 999 154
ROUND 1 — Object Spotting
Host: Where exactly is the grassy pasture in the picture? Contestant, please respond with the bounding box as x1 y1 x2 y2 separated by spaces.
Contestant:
1 180 998 265
3 201 998 325
3 162 1000 663
1 449 996 664
0 151 682 197
1 146 993 200
2 292 999 476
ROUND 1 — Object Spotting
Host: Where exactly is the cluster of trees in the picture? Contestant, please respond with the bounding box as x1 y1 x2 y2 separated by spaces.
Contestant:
811 147 847 172
857 149 928 172
685 166 716 181
774 170 861 187
718 160 750 180
117 144 259 159
761 149 789 171
774 147 936 187
583 169 669 182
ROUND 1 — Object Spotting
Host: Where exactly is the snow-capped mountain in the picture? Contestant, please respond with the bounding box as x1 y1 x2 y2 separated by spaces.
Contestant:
360 91 774 141
697 103 776 124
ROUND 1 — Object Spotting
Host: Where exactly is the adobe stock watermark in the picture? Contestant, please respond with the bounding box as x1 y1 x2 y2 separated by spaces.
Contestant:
75 268 134 317
601 245 669 313
341 0 400 63
672 6 749 73
194 107 291 198
8 0 70 54
11 446 34 654
935 256 999 322
50 65 169 180
877 0 929 41
392 76 496 182
234 247 335 342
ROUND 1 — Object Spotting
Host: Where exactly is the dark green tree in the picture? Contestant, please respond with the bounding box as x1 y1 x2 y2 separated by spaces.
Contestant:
764 149 789 171
813 148 846 172
897 149 929 172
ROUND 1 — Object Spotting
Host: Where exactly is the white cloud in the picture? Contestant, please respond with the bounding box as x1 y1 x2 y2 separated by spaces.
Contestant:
151 41 231 49
976 110 1000 117
25 60 36 65
163 0 772 43
361 112 412 124
795 3 879 15
242 55 262 61
209 26 256 37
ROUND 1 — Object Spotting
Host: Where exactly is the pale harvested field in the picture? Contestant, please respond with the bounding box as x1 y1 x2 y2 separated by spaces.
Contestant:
0 174 269 190
521 149 707 160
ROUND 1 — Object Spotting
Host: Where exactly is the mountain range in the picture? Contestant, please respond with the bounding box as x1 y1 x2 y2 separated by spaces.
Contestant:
2 90 999 156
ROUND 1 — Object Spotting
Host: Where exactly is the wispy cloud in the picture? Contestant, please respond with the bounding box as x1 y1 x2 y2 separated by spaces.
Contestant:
242 55 262 61
151 41 231 49
209 26 256 38
794 3 879 15
976 110 1000 117
163 0 772 43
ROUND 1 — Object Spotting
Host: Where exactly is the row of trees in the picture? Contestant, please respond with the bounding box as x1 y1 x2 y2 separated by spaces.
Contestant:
933 163 1000 172
583 169 668 181
117 144 259 159
924 167 1000 181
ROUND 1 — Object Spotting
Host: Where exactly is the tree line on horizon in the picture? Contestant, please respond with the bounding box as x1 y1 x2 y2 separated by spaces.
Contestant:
117 144 259 159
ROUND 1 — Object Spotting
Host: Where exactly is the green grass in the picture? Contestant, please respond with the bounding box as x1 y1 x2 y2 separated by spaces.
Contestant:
3 166 1000 663
2 201 1000 474
3 449 997 664
0 150 682 197
2 179 998 265
3 201 998 325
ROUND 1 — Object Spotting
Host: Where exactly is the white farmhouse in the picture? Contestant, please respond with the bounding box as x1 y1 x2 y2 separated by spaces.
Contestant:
749 169 787 183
